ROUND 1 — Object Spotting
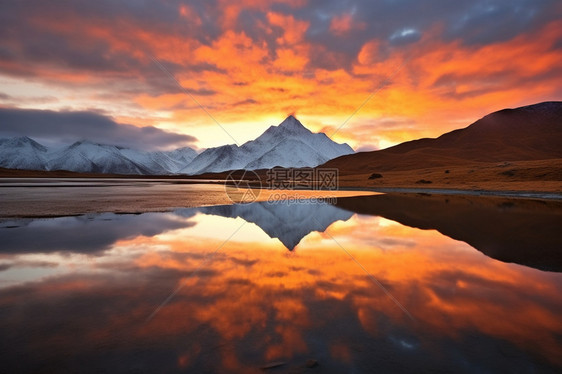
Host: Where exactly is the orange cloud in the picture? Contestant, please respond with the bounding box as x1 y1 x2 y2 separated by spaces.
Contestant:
267 12 309 45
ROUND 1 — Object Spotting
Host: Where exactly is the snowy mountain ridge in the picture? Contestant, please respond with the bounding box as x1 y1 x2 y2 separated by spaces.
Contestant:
0 116 354 175
0 137 198 175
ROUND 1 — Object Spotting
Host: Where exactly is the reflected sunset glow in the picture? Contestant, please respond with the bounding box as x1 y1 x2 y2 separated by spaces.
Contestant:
1 207 561 372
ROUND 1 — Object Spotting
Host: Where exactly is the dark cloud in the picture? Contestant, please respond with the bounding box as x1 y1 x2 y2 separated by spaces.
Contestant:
443 0 558 45
0 107 197 150
232 98 258 106
0 92 59 105
553 37 562 51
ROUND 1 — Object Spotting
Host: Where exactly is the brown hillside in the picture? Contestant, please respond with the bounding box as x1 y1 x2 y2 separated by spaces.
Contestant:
323 101 562 174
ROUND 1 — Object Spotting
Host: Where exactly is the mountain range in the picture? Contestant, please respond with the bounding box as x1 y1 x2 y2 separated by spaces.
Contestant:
0 116 353 175
0 137 198 175
2 101 560 181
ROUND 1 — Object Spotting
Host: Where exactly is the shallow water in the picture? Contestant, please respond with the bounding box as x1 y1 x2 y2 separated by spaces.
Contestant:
0 178 374 217
0 194 561 373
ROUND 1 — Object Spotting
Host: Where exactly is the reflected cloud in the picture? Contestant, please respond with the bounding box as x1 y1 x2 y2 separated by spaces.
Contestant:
1 199 561 372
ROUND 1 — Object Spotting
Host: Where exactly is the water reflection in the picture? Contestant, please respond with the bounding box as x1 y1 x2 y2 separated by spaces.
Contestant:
334 193 562 272
0 201 351 255
0 196 561 373
0 212 195 254
197 202 353 249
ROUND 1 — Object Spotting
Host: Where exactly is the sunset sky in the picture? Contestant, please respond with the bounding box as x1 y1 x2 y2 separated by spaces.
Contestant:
1 0 561 151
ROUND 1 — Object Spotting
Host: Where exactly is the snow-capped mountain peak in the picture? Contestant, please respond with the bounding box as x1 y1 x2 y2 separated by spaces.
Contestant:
258 115 312 139
277 115 311 134
0 136 49 170
4 136 48 151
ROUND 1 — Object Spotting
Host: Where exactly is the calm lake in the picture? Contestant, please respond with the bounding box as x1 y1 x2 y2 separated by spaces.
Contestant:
0 182 561 373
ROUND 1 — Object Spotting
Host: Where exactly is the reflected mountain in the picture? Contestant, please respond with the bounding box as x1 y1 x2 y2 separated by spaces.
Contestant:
334 193 562 272
185 202 353 250
0 201 352 255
